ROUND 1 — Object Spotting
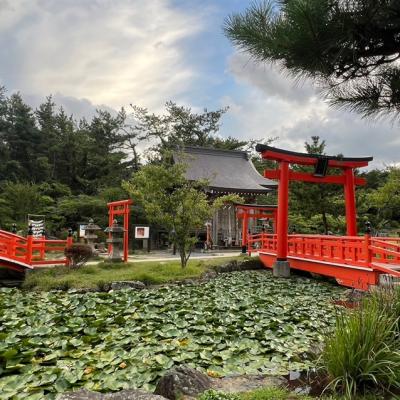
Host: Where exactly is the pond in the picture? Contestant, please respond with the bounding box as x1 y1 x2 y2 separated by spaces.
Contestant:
0 270 345 399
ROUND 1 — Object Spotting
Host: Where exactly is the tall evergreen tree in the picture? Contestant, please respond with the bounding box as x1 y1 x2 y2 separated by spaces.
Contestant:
129 101 247 161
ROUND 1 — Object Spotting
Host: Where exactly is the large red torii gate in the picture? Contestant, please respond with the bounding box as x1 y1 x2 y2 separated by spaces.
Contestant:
255 145 373 276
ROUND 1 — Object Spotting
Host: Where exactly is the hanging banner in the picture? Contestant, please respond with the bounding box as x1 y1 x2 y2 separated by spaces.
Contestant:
28 215 45 238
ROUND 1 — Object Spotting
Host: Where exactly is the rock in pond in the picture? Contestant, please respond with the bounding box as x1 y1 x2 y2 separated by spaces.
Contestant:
110 281 146 290
154 366 212 400
60 389 168 400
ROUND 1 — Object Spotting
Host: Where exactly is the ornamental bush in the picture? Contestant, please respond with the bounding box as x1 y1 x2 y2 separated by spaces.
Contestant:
64 243 93 268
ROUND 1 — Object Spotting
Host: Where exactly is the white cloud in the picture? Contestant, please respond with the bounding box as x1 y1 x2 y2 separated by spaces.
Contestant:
0 0 203 111
222 52 400 168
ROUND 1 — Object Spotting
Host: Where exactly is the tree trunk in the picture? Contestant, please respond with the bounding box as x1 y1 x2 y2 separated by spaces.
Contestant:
322 211 329 234
179 249 187 268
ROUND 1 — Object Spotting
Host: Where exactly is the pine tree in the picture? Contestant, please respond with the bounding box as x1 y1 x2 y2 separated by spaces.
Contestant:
224 1 400 119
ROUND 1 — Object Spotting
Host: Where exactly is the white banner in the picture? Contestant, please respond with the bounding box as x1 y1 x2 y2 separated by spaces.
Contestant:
28 219 45 238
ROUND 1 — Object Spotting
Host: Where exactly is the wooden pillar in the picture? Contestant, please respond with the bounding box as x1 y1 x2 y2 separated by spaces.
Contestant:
123 203 129 262
276 162 289 260
108 205 113 255
40 230 46 260
344 168 357 236
273 209 278 234
242 212 248 253
25 225 33 265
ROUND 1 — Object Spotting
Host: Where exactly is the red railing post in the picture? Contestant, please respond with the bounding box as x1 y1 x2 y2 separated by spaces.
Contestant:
40 229 46 260
364 221 372 266
25 225 33 265
65 228 73 266
241 212 248 253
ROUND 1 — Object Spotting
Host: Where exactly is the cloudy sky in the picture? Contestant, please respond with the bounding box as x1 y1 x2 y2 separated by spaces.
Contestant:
0 0 398 168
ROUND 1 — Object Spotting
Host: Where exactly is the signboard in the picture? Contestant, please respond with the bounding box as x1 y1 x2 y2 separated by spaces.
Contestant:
79 224 87 238
28 214 45 238
135 226 150 239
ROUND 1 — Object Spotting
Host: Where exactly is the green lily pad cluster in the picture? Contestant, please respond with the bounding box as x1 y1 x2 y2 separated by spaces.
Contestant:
0 270 345 399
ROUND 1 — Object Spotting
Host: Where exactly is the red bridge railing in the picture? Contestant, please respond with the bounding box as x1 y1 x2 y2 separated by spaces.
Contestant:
0 229 72 268
248 233 400 275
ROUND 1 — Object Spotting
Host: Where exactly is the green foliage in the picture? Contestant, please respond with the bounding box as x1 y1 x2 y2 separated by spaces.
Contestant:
129 102 247 161
321 290 400 398
23 257 238 290
368 167 400 225
213 194 245 210
240 386 313 400
224 1 400 120
289 137 344 234
199 390 240 400
1 271 344 397
124 162 212 268
64 244 93 269
0 90 129 193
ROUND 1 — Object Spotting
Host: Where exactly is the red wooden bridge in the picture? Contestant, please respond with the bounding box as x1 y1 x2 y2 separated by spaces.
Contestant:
0 229 72 273
248 233 400 290
243 145 400 291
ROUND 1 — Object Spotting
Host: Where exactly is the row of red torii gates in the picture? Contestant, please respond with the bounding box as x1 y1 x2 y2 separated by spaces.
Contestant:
236 145 400 291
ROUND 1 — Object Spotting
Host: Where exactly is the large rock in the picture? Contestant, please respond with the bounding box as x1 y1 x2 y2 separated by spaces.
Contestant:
110 281 146 290
154 366 211 400
60 389 168 400
211 375 286 393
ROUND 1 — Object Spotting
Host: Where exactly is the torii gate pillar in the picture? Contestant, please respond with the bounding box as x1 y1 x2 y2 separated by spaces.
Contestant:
274 161 291 277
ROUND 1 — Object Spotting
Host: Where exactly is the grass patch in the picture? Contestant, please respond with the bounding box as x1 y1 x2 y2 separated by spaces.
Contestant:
199 387 379 400
240 387 312 400
199 387 314 400
23 256 243 290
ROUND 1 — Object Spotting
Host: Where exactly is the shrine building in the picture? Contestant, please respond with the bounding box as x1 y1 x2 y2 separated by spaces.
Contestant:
173 146 277 249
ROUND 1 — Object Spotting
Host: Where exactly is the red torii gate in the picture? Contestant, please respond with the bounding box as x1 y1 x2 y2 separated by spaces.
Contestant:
107 199 133 262
235 204 277 253
255 145 372 276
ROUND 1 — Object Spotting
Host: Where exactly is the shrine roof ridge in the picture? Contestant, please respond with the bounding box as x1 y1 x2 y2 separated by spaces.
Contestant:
179 145 251 159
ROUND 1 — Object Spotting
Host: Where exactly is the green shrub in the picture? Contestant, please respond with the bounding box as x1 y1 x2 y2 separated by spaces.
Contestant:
321 292 400 398
64 243 93 268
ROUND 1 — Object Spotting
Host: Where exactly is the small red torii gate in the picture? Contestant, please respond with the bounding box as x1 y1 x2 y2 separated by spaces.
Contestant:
107 199 133 262
235 204 277 253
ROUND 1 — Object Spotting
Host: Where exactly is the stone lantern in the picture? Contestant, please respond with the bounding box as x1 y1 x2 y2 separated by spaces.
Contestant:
84 218 102 253
105 219 125 262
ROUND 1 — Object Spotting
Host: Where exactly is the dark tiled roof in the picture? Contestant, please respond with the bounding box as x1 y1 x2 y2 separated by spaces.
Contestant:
173 146 277 195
